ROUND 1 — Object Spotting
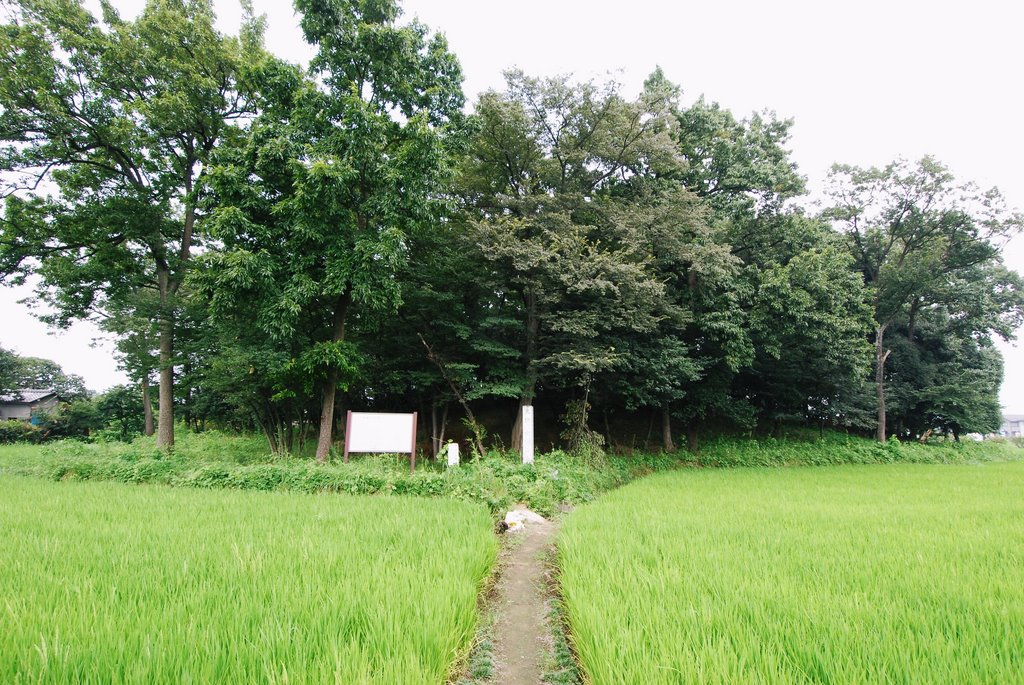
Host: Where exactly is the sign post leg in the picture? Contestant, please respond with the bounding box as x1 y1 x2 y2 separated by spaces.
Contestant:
343 410 352 463
410 411 418 473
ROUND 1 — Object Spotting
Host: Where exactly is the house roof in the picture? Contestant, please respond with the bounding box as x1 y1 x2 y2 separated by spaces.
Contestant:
1003 414 1024 423
0 388 58 404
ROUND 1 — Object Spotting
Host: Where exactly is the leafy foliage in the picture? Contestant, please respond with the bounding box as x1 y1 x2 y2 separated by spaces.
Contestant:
1 2 1020 451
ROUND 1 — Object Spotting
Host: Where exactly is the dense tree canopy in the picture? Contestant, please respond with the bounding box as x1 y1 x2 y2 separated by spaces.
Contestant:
0 0 265 448
823 157 1024 440
2 0 1020 453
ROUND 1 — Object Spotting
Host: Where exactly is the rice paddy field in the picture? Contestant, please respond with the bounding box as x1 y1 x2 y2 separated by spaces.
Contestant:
559 463 1024 684
0 475 497 684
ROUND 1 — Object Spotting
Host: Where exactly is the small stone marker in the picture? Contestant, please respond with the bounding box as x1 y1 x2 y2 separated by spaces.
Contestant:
446 441 459 467
522 405 534 465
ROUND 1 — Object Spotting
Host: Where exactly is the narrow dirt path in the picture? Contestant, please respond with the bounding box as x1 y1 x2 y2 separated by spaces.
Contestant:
490 517 559 685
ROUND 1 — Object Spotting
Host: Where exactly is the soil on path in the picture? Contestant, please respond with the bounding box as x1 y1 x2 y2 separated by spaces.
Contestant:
490 516 559 685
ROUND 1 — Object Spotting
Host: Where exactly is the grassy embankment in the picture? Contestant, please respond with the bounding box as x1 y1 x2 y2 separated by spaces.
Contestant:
1 429 1020 516
559 463 1024 683
0 476 497 684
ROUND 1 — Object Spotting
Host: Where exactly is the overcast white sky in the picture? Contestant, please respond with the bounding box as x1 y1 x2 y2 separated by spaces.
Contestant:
3 0 1024 410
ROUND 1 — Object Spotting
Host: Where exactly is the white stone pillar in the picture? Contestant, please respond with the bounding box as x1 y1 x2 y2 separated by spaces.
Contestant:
522 405 535 465
446 442 460 467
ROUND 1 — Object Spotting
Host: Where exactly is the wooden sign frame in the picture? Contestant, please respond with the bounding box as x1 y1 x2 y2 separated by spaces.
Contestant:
343 411 418 472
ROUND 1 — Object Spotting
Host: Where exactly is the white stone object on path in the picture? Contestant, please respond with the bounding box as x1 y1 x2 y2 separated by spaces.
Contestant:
504 507 547 532
521 405 534 465
446 442 459 467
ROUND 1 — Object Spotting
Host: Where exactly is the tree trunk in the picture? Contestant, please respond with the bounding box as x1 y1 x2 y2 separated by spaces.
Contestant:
157 317 174 450
315 290 352 462
429 399 451 459
152 162 196 451
907 299 920 343
141 377 154 437
436 402 449 458
253 403 278 455
875 324 891 443
686 420 699 453
182 361 193 432
662 404 676 451
418 335 485 457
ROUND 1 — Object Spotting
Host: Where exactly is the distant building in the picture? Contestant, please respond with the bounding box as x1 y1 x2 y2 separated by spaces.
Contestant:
1000 414 1024 438
0 389 59 424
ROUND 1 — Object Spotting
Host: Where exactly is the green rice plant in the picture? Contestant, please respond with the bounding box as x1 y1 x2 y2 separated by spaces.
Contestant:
0 476 497 684
559 463 1024 684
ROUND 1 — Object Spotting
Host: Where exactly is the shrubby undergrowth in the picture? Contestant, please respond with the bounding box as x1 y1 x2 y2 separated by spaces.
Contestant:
0 419 43 444
695 432 1023 467
1 430 1020 516
0 430 676 516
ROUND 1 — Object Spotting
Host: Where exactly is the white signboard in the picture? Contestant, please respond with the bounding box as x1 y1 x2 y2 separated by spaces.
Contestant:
446 442 460 467
521 405 535 465
344 411 418 470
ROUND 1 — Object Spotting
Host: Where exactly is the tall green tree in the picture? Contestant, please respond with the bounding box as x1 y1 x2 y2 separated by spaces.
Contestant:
598 180 739 451
200 0 466 460
673 94 804 218
650 75 807 448
95 384 148 440
0 346 18 396
742 230 873 434
886 311 1006 439
824 157 1024 441
0 0 263 448
460 70 683 450
95 294 159 435
12 356 88 400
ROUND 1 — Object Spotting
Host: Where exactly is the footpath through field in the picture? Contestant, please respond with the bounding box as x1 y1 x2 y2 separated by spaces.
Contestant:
490 514 558 685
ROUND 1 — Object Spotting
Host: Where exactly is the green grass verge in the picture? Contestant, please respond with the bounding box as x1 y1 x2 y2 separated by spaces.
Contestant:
0 433 679 516
1 430 1019 517
0 476 497 684
696 431 1024 467
559 463 1024 684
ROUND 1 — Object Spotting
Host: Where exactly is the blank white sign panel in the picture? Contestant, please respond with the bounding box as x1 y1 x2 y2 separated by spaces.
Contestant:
347 412 415 453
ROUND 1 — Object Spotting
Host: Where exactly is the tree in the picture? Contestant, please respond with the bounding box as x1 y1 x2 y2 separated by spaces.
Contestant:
460 70 682 450
0 346 17 395
200 0 466 460
95 295 160 435
645 75 807 449
741 230 873 434
96 384 148 440
597 180 739 451
884 314 1004 440
824 157 1024 441
673 94 804 219
13 355 88 400
0 0 263 448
